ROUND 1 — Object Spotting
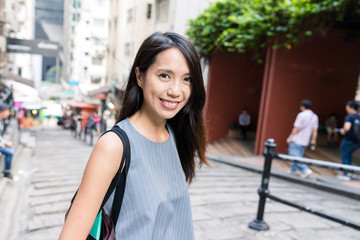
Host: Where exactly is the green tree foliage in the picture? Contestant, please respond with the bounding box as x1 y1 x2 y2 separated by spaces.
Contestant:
187 0 359 63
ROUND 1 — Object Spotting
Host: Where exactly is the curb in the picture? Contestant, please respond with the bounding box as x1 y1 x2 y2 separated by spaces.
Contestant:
0 120 29 196
206 154 360 200
0 143 23 196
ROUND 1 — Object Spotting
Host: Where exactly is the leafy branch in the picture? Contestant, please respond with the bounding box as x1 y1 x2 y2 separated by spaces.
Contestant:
186 0 359 63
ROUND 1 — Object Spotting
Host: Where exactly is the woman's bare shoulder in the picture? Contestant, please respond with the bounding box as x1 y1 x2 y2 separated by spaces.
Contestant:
95 131 124 155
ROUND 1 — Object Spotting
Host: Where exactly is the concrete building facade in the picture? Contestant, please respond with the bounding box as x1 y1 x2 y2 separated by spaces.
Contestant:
71 0 109 101
106 0 216 111
62 0 82 91
3 0 35 81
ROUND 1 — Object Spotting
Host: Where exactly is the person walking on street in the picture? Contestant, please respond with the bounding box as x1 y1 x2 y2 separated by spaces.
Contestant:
337 100 360 181
238 109 251 140
287 99 318 178
60 32 209 239
0 104 15 180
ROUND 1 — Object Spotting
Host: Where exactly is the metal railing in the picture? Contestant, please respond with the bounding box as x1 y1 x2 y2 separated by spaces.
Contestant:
249 139 360 231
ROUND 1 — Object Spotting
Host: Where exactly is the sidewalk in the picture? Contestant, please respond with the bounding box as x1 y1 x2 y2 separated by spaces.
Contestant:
205 153 360 200
1 126 359 239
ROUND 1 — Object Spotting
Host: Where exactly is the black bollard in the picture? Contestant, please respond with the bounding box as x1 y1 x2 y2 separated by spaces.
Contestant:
249 138 277 230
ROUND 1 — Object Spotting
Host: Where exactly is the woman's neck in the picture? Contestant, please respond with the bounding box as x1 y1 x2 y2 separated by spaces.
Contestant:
129 110 169 143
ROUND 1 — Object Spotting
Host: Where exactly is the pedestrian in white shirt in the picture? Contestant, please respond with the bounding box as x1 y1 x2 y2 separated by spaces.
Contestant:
287 99 318 178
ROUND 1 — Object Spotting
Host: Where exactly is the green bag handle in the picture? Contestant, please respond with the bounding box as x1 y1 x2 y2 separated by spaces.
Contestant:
90 125 131 239
89 210 103 239
65 125 131 240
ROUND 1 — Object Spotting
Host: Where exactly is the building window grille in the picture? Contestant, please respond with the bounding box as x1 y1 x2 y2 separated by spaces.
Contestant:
93 19 105 27
92 57 103 65
125 43 131 56
91 76 101 84
127 9 133 22
147 4 152 19
156 0 169 22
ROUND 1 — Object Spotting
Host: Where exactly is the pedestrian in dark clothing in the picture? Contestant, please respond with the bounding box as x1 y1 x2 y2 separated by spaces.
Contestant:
337 100 360 181
238 109 251 140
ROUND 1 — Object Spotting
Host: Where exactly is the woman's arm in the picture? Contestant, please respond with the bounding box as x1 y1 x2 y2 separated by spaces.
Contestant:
59 131 124 239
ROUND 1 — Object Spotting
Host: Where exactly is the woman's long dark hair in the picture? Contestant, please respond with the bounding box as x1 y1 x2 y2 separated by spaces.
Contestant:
117 32 209 183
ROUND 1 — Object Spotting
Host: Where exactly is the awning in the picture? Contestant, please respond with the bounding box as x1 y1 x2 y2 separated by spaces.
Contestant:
70 101 98 109
21 101 45 109
0 71 34 87
2 79 40 102
88 86 111 100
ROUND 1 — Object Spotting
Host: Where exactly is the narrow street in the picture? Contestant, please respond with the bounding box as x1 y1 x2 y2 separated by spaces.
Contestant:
2 127 359 239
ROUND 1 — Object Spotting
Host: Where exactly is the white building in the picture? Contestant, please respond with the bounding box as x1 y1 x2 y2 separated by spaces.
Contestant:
3 0 35 81
154 0 217 35
62 0 82 90
106 0 216 95
106 0 154 90
64 0 109 102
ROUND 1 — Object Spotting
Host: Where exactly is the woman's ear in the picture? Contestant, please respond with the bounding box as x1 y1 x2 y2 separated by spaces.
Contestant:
135 67 143 87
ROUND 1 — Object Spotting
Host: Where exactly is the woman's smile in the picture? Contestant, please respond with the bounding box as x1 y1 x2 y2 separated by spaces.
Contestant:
159 98 180 110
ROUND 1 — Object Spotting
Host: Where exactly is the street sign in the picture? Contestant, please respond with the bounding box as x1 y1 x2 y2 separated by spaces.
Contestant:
6 38 60 57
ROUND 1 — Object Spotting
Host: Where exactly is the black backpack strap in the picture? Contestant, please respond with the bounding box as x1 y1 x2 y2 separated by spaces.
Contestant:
99 125 131 224
66 125 131 224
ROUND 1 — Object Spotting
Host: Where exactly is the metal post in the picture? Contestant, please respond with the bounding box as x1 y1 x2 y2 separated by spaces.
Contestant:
100 99 106 132
249 138 277 230
55 56 60 83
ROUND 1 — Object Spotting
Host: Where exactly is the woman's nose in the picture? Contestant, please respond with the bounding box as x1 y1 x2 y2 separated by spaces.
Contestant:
167 82 181 97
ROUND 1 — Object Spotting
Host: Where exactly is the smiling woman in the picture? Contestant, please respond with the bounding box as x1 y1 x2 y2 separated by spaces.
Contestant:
135 48 192 120
60 32 209 240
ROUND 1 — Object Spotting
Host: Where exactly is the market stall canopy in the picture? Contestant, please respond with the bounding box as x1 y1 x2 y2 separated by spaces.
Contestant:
21 101 45 109
70 101 98 109
88 86 111 100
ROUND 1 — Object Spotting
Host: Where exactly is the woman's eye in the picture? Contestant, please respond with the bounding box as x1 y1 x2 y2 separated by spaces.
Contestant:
159 73 170 79
184 77 192 83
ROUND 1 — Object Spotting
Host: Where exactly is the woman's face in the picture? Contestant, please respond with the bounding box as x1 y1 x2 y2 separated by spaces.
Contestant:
136 47 192 122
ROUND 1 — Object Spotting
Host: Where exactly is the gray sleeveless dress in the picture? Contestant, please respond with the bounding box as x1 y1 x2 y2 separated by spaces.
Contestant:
103 118 195 239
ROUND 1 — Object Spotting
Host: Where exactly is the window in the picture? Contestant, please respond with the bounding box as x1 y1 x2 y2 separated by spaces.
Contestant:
95 0 103 5
93 19 105 27
127 9 133 22
91 76 102 84
156 0 169 22
92 57 103 65
147 4 152 19
125 43 131 56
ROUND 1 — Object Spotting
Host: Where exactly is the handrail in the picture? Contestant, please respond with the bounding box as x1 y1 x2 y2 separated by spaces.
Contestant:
276 153 360 174
249 139 360 231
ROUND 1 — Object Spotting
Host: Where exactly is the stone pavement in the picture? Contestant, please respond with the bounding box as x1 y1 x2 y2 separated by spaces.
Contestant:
0 126 359 239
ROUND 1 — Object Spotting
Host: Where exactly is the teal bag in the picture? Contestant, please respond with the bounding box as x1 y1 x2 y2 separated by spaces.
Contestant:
65 126 131 240
89 210 103 240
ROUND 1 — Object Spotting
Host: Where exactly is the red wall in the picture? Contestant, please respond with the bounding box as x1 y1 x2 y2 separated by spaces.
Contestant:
205 51 264 141
256 29 360 154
